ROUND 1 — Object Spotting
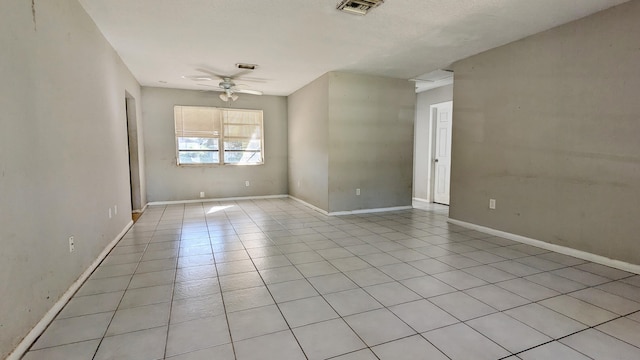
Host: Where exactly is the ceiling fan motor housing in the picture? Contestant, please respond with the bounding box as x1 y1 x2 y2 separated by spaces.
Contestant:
219 78 235 89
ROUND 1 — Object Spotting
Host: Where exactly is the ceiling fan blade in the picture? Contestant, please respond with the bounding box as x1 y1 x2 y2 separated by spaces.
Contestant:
197 83 224 92
234 89 263 96
183 75 215 81
194 66 268 82
230 69 253 79
194 67 227 80
232 76 268 84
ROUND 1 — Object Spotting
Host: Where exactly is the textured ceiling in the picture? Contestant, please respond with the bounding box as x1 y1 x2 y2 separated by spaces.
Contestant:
78 0 628 96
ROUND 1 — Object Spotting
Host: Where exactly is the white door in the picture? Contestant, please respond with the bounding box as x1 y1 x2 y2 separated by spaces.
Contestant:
433 101 453 205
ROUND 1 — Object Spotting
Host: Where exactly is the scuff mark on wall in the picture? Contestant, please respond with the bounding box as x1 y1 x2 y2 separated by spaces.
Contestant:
32 0 37 30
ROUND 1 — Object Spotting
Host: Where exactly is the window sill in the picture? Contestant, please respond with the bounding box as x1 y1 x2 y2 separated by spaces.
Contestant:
176 163 265 167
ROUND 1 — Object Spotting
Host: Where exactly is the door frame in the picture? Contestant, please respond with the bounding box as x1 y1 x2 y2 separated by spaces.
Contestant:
125 92 143 212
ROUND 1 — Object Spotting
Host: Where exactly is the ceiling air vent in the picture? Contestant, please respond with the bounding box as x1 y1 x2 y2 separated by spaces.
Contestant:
337 0 384 16
236 63 257 70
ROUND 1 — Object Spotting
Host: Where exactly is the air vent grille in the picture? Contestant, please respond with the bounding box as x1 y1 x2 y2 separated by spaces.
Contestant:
236 63 257 70
337 0 384 16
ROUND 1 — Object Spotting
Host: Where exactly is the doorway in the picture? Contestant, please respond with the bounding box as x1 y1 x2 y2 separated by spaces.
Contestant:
125 93 143 217
431 101 453 205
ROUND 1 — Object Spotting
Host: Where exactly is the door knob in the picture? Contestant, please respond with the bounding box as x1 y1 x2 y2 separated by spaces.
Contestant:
434 159 439 163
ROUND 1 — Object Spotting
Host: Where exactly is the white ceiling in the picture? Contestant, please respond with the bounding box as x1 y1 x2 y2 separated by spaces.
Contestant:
78 0 628 96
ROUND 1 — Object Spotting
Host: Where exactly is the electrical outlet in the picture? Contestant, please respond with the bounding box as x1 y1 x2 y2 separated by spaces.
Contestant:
245 181 250 187
200 192 205 198
114 205 118 215
69 236 75 253
108 208 112 219
356 188 361 196
489 199 496 209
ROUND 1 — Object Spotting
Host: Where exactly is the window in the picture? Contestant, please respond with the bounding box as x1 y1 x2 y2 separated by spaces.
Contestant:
174 106 263 165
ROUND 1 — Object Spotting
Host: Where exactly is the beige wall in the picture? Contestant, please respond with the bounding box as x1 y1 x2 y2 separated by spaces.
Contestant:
141 87 288 202
0 0 142 357
328 73 415 212
287 72 415 213
450 1 640 264
288 74 330 211
414 85 454 200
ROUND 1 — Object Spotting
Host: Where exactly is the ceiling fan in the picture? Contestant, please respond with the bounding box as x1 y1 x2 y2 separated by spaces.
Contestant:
183 68 263 102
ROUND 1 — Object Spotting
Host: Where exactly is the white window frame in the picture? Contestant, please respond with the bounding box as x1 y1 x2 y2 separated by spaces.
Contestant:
174 105 264 166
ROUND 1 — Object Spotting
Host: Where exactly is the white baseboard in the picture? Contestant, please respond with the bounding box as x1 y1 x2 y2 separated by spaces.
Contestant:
288 196 412 216
132 203 148 214
412 197 430 204
288 195 329 215
448 218 640 275
329 206 413 216
147 194 288 206
6 221 134 360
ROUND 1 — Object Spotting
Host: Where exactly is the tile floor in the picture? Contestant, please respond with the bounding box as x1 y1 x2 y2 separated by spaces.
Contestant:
22 198 640 359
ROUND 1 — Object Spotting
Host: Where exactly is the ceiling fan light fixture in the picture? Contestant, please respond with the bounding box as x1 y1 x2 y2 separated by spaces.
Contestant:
219 92 239 102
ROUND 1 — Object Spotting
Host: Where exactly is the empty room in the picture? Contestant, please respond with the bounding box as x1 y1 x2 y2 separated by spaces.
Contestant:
2 0 640 359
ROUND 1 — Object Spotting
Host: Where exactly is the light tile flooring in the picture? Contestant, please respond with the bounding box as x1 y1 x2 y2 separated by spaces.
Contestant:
22 198 640 360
